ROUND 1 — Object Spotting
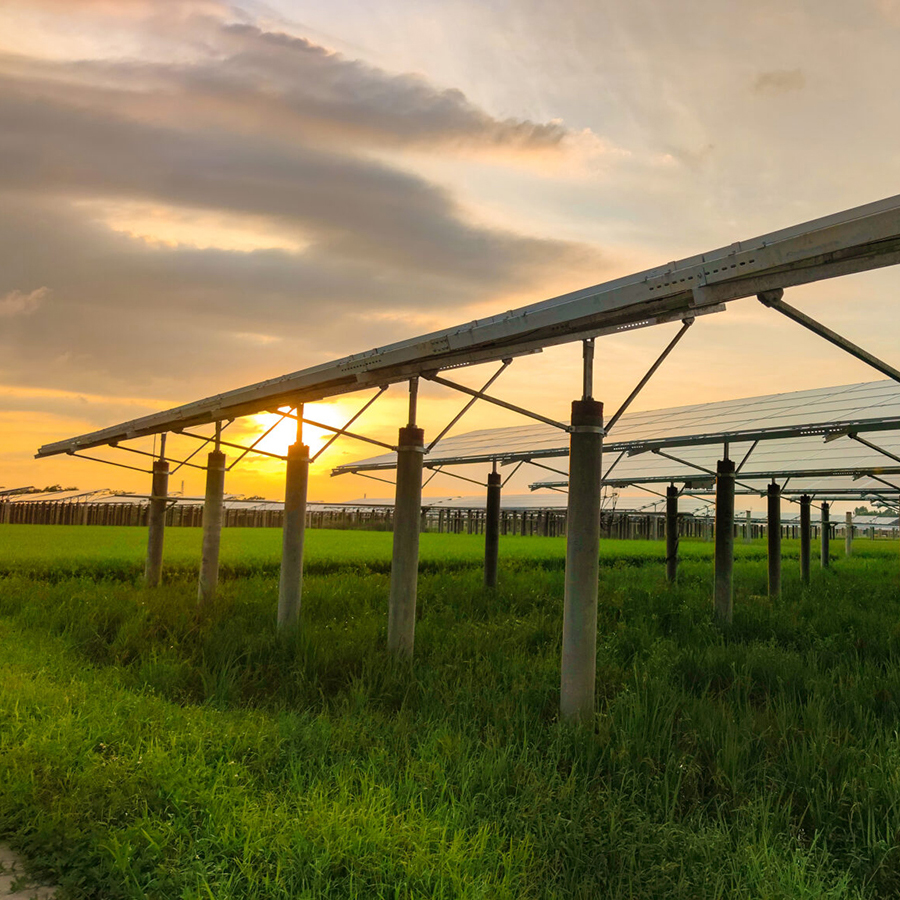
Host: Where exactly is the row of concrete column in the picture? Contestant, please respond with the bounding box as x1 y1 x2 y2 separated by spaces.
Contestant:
139 390 849 726
655 459 842 626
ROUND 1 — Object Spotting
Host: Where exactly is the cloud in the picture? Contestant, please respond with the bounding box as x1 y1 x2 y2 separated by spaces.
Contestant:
0 17 571 159
752 69 806 95
0 287 47 317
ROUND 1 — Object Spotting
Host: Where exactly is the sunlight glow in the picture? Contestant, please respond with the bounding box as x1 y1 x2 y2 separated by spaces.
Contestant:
248 404 349 460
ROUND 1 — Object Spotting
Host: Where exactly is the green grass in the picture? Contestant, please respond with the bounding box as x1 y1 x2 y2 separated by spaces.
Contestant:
1 525 900 897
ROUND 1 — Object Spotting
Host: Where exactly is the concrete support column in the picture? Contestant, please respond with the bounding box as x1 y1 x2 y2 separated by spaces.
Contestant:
484 470 501 589
388 425 425 656
845 511 853 558
197 449 226 606
821 501 830 568
800 495 811 585
745 509 752 543
665 484 678 583
278 442 310 629
144 456 169 587
560 398 603 723
714 458 735 625
767 481 781 599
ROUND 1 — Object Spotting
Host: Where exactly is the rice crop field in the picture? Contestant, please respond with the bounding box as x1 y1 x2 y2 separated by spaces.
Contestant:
2 524 900 898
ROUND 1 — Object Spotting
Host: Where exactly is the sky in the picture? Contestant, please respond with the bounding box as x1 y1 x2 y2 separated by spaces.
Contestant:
2 0 900 504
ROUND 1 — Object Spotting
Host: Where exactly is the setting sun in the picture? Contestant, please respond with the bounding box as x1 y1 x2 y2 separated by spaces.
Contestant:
247 404 350 461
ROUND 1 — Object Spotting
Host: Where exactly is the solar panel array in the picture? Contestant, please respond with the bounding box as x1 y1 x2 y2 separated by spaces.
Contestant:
334 380 900 496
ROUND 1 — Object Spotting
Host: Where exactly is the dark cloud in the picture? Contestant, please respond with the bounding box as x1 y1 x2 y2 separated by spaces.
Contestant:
752 69 806 95
0 18 568 155
0 9 605 407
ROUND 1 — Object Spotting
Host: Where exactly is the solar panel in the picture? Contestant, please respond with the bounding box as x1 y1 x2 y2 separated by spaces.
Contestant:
36 193 900 459
333 379 900 476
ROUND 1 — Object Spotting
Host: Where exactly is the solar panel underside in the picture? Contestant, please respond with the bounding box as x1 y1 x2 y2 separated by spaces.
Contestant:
333 380 900 488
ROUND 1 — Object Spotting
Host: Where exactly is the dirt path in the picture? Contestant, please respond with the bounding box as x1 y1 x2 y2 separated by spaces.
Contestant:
0 847 57 899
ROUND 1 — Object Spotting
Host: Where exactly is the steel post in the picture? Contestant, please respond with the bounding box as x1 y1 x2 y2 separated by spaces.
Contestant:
388 425 425 656
767 481 781 599
665 484 678 582
278 442 310 629
197 449 226 606
800 495 811 585
845 511 853 558
714 458 735 625
144 458 169 587
484 471 501 588
821 501 830 568
560 398 603 723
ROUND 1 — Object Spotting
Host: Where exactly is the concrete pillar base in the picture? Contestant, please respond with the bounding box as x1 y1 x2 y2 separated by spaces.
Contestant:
198 449 226 606
278 443 310 629
388 426 425 657
714 458 735 625
484 471 501 589
560 399 603 723
144 458 169 587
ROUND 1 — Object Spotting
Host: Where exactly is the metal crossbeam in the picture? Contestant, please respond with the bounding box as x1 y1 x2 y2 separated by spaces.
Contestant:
177 429 287 461
605 318 694 434
228 410 293 471
111 443 207 471
735 440 759 473
849 433 900 466
286 413 396 453
427 360 511 452
424 372 570 431
171 419 234 473
311 385 389 462
424 467 485 488
66 451 152 475
759 290 900 383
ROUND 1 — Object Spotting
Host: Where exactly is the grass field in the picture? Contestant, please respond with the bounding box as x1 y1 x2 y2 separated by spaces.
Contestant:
2 524 900 898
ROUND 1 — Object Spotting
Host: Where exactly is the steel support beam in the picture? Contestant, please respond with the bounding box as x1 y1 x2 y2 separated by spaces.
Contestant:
278 440 310 629
484 470 502 589
198 448 226 606
821 501 830 568
767 481 781 599
759 290 900 383
144 455 169 588
424 372 570 431
606 319 693 434
714 458 735 625
560 396 603 723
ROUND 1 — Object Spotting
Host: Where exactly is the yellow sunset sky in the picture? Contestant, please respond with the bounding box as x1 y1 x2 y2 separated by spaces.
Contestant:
2 0 900 503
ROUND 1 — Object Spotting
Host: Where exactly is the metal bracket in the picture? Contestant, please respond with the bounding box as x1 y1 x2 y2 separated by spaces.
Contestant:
109 443 207 472
228 410 293 471
170 420 235 473
522 458 569 478
501 460 525 488
605 318 694 434
427 360 511 452
759 289 900 383
311 385 390 463
424 372 570 432
352 471 396 487
424 466 486 489
735 440 759 473
177 429 287 461
603 449 626 481
281 412 396 453
66 451 152 475
849 433 900 466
